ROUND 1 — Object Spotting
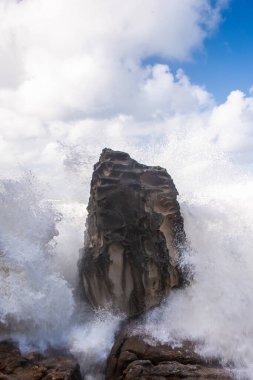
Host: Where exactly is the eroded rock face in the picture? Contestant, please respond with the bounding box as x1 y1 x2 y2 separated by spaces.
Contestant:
79 148 186 316
106 330 234 380
0 341 81 380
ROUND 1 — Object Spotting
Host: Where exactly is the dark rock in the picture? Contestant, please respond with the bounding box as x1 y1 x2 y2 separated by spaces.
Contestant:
0 341 81 380
79 148 186 316
105 329 234 380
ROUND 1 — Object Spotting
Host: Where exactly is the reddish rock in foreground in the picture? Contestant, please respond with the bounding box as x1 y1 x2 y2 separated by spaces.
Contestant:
0 341 81 380
106 329 234 380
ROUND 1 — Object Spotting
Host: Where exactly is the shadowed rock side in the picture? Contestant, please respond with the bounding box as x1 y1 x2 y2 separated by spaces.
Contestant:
0 341 81 380
106 330 234 380
79 148 186 316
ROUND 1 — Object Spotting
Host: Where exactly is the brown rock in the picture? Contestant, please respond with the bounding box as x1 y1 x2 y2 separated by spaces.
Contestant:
106 330 234 380
0 341 81 380
123 360 233 380
79 148 186 316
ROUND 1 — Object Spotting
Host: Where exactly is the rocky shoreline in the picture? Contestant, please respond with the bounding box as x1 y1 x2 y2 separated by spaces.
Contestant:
0 335 234 380
0 341 81 380
106 324 233 380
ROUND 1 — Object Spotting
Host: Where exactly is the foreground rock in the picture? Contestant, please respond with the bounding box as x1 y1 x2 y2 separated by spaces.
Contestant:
106 331 234 380
79 148 186 316
0 341 81 380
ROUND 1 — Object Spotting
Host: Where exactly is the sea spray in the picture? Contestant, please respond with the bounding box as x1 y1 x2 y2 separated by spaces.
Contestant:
0 173 74 348
132 128 253 379
69 310 122 379
0 172 123 378
1 127 253 378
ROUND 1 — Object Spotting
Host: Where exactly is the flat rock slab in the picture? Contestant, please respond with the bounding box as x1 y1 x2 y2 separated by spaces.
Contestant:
106 330 234 380
0 341 81 380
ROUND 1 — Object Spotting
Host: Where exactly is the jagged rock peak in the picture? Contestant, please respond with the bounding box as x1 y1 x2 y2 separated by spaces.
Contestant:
79 148 186 316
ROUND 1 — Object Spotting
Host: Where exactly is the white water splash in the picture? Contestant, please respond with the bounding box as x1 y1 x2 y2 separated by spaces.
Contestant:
0 174 74 347
1 127 253 378
133 129 253 379
0 172 122 378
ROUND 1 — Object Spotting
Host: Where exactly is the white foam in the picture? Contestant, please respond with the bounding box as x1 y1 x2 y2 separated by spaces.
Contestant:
1 128 253 378
133 128 253 378
0 174 74 348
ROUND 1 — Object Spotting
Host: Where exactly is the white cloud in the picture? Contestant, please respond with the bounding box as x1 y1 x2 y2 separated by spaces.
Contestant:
208 90 253 158
1 0 253 199
0 0 223 120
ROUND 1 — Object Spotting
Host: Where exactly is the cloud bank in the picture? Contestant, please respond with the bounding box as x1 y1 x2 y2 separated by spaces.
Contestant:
0 0 252 199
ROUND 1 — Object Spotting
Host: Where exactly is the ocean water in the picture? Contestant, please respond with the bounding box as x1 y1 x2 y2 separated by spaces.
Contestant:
0 127 253 379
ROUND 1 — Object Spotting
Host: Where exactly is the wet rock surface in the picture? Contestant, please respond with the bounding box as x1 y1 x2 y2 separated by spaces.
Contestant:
106 329 234 380
0 341 81 380
79 148 186 316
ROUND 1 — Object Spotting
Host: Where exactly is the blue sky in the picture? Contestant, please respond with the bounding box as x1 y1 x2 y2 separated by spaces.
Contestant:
144 0 253 103
176 0 253 103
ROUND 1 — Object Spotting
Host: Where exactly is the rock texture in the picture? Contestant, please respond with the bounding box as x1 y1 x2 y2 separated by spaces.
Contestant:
106 331 234 380
0 341 81 380
79 148 186 316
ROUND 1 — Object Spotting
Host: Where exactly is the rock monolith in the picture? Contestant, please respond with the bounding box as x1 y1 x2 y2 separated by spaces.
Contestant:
79 148 185 316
